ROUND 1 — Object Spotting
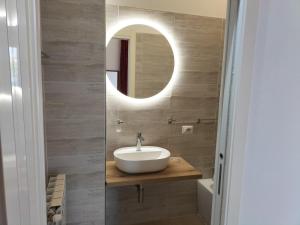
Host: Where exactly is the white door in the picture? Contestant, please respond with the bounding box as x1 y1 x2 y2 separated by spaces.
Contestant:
0 0 47 224
0 137 7 224
211 0 241 224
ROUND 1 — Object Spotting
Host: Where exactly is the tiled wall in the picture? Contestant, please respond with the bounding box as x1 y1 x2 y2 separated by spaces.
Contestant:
40 0 106 224
106 5 225 225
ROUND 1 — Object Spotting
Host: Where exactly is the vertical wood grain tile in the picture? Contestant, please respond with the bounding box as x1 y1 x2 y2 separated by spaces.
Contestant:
41 0 106 224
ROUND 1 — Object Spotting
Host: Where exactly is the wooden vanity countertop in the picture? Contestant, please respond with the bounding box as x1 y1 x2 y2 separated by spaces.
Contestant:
106 157 202 187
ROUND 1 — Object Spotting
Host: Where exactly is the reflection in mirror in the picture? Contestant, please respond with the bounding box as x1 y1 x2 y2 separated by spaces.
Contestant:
106 25 174 98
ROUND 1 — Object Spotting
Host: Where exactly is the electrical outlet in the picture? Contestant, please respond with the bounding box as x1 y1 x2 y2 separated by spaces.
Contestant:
182 125 193 134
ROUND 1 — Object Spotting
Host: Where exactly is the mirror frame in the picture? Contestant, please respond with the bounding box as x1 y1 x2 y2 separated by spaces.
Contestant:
106 18 180 105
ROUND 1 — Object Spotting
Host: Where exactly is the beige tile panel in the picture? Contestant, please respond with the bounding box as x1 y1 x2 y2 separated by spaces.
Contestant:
170 96 219 115
42 64 105 82
177 36 223 51
48 153 104 175
175 30 222 45
107 96 171 111
42 0 106 224
172 84 219 98
67 172 104 191
45 97 105 120
176 71 219 85
41 18 104 44
46 118 105 141
44 81 105 94
132 213 208 225
167 132 217 153
180 56 222 72
106 181 198 225
117 109 170 123
42 41 104 66
174 14 224 30
67 201 105 225
46 137 105 157
41 0 104 22
135 88 166 99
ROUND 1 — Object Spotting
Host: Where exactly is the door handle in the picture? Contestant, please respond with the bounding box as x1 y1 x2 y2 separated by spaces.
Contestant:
217 153 224 195
217 163 222 195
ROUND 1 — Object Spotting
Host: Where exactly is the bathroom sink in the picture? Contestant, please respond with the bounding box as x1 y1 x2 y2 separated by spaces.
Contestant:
113 146 171 174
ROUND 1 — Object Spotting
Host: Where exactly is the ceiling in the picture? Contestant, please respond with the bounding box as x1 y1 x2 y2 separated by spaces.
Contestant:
106 0 227 18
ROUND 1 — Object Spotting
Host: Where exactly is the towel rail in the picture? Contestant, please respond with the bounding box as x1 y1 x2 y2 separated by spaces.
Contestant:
167 117 216 125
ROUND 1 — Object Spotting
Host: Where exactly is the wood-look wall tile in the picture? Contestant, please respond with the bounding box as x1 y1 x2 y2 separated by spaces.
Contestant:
47 137 105 157
45 97 105 120
46 118 105 140
106 181 197 225
41 18 104 43
42 41 104 66
48 153 104 175
177 71 219 85
118 109 170 123
42 0 105 224
174 14 224 31
168 133 216 148
170 97 219 119
42 64 104 82
41 0 104 22
107 96 171 111
67 172 104 190
172 84 219 98
44 81 105 94
180 57 222 72
67 202 105 225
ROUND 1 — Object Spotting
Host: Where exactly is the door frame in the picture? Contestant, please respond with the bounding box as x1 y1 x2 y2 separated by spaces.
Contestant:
0 0 47 224
212 0 260 225
0 0 261 224
211 0 240 223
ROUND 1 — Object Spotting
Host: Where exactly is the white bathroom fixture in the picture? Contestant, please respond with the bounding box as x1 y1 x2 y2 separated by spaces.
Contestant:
113 146 170 173
198 178 214 224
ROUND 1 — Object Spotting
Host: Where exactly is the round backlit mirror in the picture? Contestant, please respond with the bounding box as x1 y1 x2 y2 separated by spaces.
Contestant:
106 24 174 99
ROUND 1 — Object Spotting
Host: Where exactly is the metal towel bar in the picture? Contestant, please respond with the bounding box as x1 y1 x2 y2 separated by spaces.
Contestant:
167 117 216 125
116 118 216 125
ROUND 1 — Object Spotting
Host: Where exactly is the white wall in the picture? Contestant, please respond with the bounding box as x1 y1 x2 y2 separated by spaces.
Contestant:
106 38 121 71
106 0 227 18
238 0 300 224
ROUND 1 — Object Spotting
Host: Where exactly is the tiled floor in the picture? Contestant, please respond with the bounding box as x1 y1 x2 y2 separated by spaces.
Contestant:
134 214 209 225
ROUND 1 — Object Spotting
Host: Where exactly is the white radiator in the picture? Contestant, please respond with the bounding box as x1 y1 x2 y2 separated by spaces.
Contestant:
47 174 66 225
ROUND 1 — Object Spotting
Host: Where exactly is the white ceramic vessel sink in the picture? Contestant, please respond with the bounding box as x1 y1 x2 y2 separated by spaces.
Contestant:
113 146 171 174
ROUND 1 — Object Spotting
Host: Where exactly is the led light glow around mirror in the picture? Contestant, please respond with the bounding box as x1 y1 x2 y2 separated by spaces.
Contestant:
106 18 180 106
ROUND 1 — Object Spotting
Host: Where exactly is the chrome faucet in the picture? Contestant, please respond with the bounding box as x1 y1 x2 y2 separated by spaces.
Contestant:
136 132 144 151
